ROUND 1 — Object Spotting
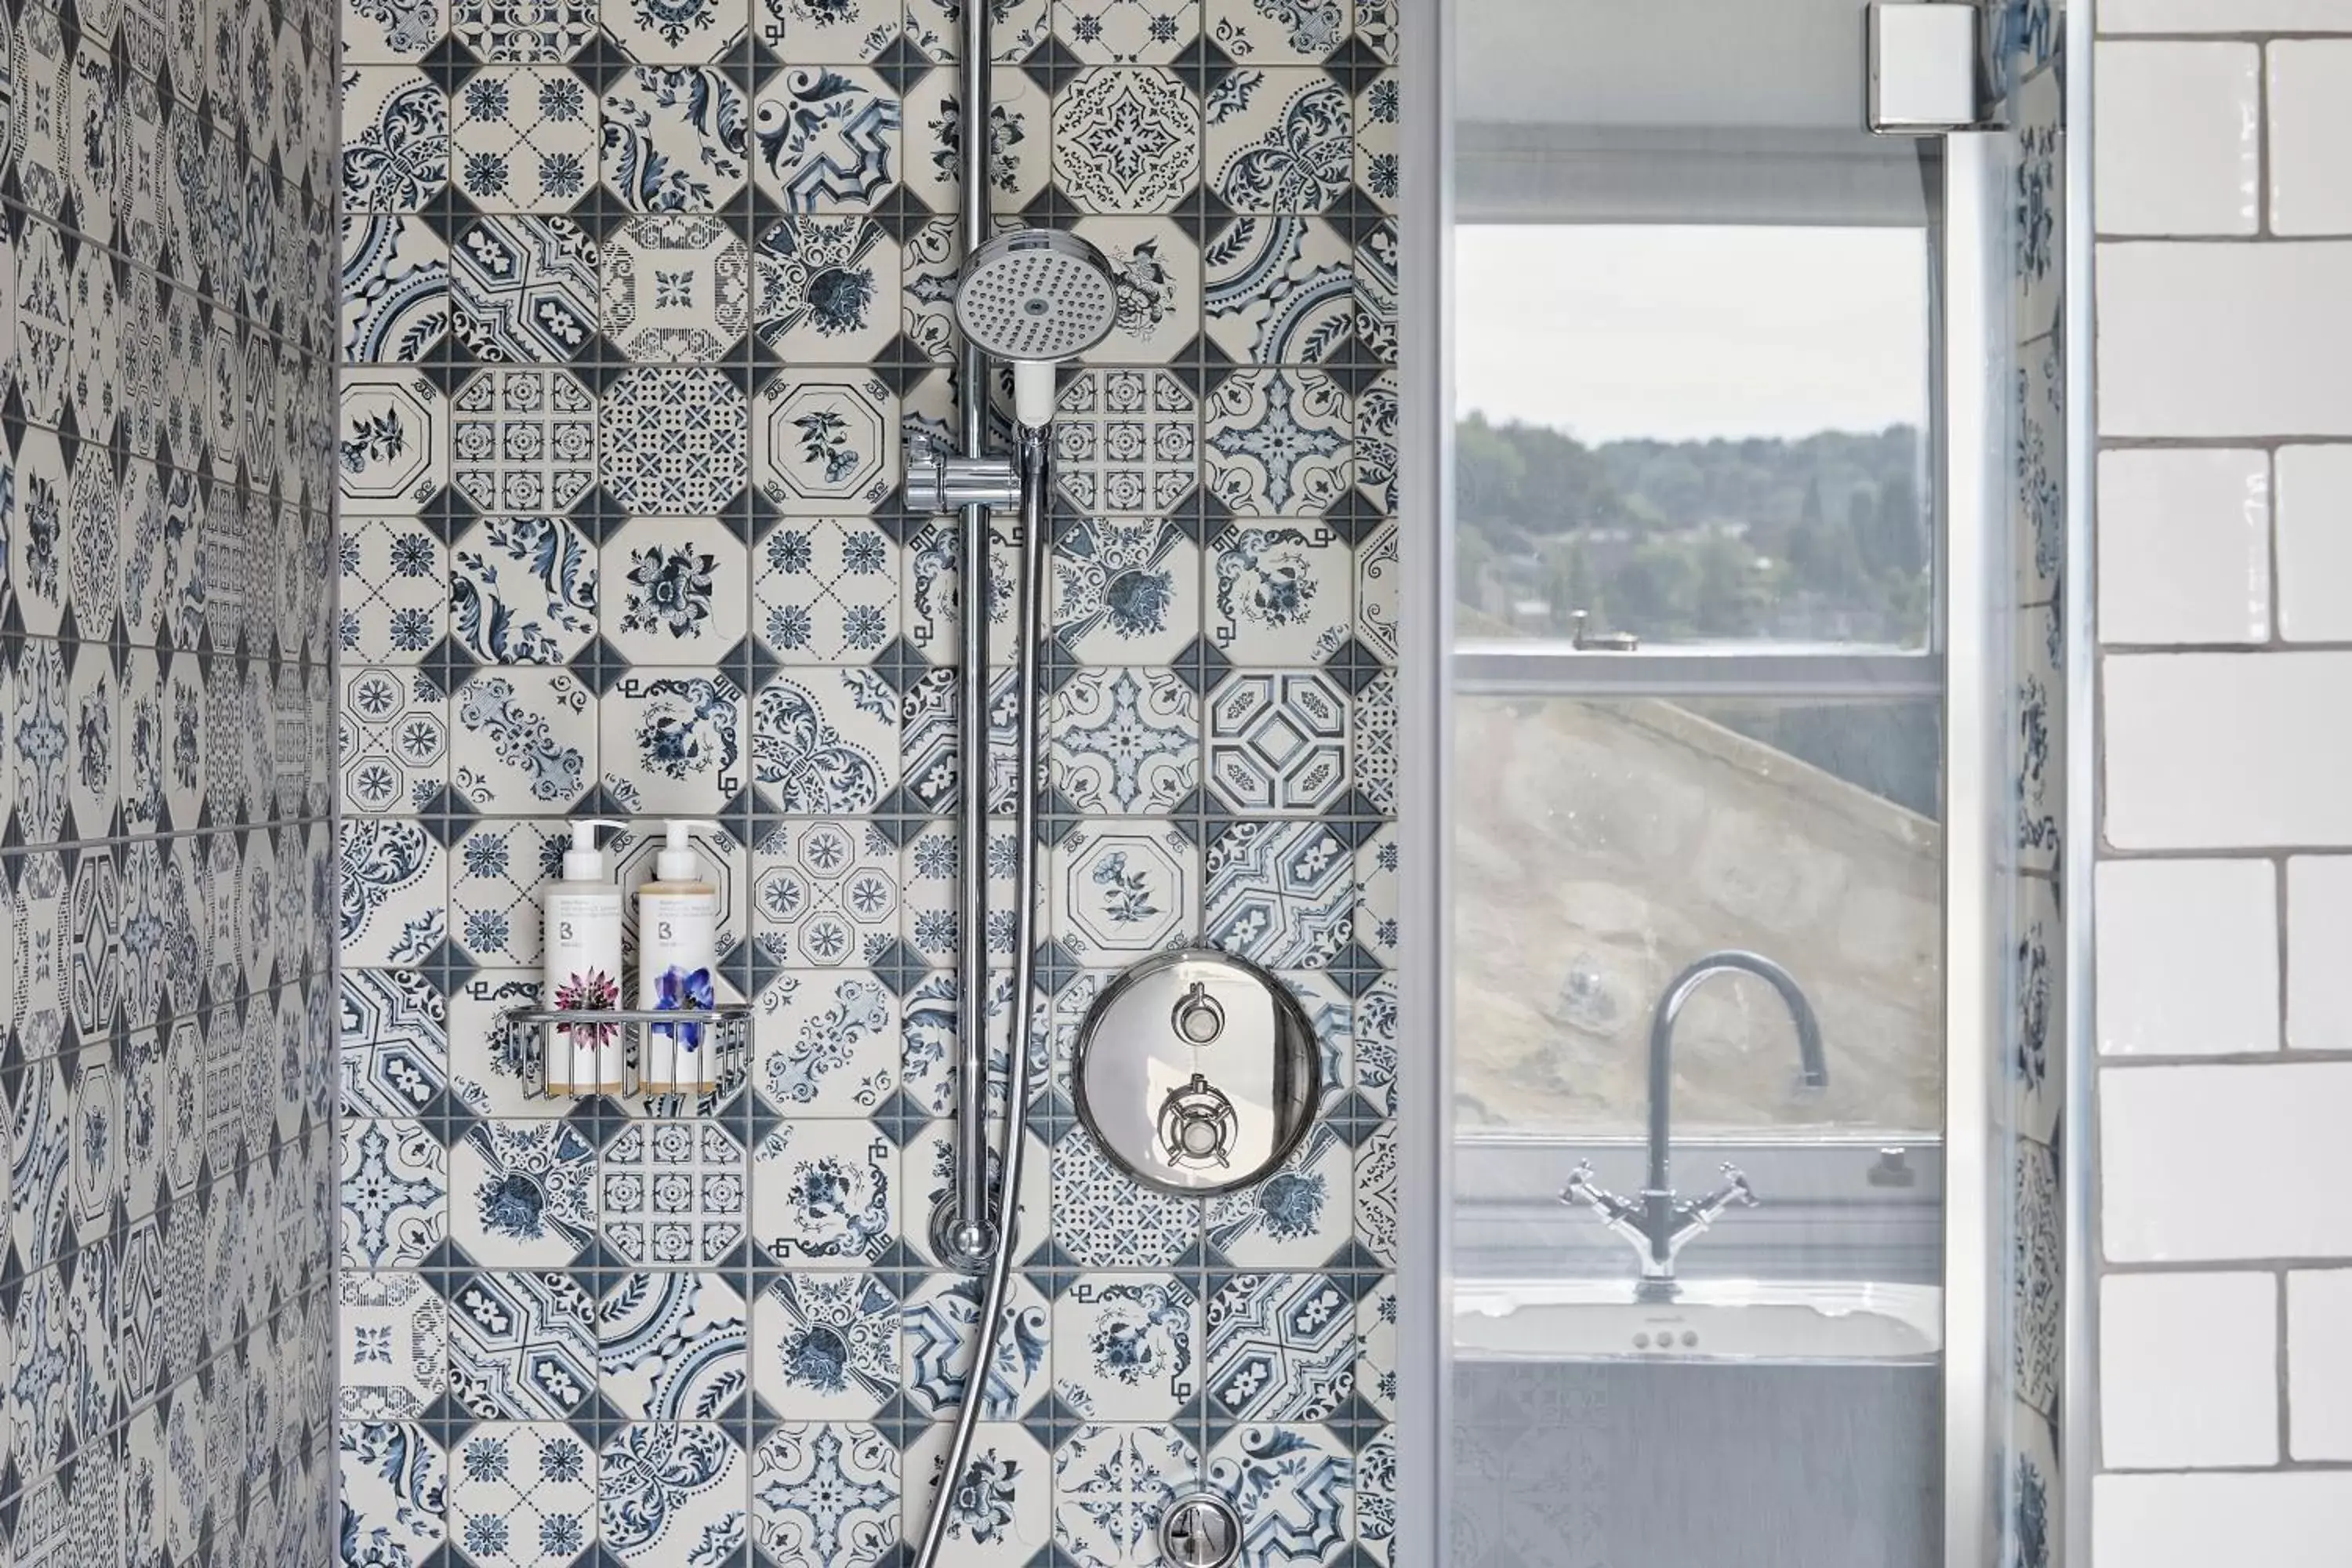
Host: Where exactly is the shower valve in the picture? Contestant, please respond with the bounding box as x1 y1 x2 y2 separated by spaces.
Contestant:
903 432 1022 512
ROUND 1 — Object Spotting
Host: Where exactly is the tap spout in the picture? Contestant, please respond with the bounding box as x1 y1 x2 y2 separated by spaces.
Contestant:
1643 951 1827 1241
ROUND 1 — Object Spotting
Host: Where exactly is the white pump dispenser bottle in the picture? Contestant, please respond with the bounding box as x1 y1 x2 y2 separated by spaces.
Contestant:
543 818 626 1094
637 820 723 1094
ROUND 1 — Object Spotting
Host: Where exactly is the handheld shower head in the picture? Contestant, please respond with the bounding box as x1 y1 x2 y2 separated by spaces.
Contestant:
956 229 1120 426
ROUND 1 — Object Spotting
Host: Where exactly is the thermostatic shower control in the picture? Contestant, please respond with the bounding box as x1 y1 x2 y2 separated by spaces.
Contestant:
1074 948 1318 1196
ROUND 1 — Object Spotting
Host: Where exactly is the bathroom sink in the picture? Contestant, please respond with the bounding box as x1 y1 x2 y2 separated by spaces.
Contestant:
1453 1277 1941 1363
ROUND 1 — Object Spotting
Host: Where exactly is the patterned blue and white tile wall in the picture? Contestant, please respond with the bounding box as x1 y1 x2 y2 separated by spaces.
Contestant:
0 0 344 1555
332 0 1399 1555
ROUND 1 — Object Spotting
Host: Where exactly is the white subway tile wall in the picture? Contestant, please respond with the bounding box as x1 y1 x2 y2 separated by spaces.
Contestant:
2097 1 2352 1547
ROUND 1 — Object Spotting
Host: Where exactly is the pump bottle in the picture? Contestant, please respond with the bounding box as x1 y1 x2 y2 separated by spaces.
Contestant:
543 818 625 1094
638 820 722 1094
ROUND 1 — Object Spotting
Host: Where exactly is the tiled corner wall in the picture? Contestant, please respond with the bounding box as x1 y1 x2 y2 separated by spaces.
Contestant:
330 0 1402 1557
0 0 343 1558
1995 1 2071 1562
2092 2 2352 1563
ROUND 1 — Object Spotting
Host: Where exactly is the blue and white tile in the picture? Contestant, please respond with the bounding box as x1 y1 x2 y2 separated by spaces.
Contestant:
2013 599 2062 878
753 372 899 514
601 517 750 662
598 366 750 514
449 514 601 666
1203 215 1352 365
2013 66 2060 346
761 0 902 60
1207 1421 1352 1566
452 0 597 59
338 1272 448 1424
1053 670 1203 823
445 971 561 1120
63 644 118 840
450 1118 597 1267
1052 67 1200 214
1074 216 1201 365
903 1270 1052 1419
750 1272 901 1418
342 67 449 212
898 826 1018 970
1352 971 1396 1116
1354 518 1398 664
448 1422 596 1566
11 220 71 430
902 216 964 361
1054 1424 1200 1568
1206 369 1352 517
450 214 600 361
600 1121 750 1266
118 464 206 652
449 670 593 811
1354 215 1398 364
449 819 565 965
339 1421 448 1568
601 66 752 212
5 431 72 638
1356 1425 1396 1565
1205 1120 1352 1266
900 1120 1053 1267
749 670 898 815
342 967 449 1120
1054 368 1200 517
448 1269 601 1420
1055 0 1197 62
339 1120 448 1269
1207 0 1344 62
750 1117 897 1264
2014 336 2063 610
1355 823 1396 964
599 1423 748 1563
451 368 599 514
1355 1120 1396 1266
1205 669 1347 816
1053 516 1200 665
905 0 1047 58
346 0 447 61
116 651 203 833
339 372 448 513
604 0 746 61
343 517 449 665
123 1403 199 1568
1050 820 1198 960
2010 877 2062 1145
601 213 752 360
599 1269 750 1421
341 209 445 365
600 673 747 815
751 1421 902 1567
902 517 1024 666
755 517 902 662
1204 67 1347 214
1053 1275 1200 1422
1356 1276 1396 1418
451 67 600 211
902 66 1052 215
1352 670 1395 814
753 821 902 970
1203 819 1350 969
1353 68 1397 212
754 215 902 363
2006 1396 2060 1568
1051 1123 1201 1269
753 67 903 212
1214 521 1345 658
902 1423 1053 1566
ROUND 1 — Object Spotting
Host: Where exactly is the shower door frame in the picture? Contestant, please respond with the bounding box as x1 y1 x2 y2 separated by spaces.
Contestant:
1392 2 2005 1560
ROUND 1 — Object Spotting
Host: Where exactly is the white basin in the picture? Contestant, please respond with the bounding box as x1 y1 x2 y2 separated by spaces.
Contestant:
1453 1278 1942 1363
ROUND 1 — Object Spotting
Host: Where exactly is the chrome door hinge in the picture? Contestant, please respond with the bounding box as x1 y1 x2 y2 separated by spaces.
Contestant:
1867 2 1999 133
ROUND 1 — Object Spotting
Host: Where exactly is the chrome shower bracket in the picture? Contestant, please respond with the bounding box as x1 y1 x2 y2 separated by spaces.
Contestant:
903 431 1022 512
928 1195 1000 1273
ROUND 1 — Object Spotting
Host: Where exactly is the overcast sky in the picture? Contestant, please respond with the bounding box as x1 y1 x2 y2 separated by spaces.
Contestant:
1454 225 1930 445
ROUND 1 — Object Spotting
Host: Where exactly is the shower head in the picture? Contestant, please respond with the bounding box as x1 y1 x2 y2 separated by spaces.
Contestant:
956 229 1120 426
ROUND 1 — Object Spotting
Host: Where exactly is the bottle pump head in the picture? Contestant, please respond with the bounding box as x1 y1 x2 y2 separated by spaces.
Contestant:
656 820 724 882
563 818 625 880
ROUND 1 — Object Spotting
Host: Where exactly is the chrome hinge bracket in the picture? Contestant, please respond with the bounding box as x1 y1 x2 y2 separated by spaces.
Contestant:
1867 2 2002 134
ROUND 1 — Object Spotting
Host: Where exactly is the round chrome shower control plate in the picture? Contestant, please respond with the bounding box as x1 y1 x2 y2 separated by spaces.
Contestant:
1159 1494 1242 1568
1074 948 1318 1196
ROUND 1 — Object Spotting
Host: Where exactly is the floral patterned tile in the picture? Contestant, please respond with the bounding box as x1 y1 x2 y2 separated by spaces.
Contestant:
1054 368 1200 517
902 66 1053 215
452 368 599 514
753 372 900 515
1356 217 1397 365
604 0 747 62
600 1121 750 1266
749 670 899 815
1203 1119 1354 1265
900 1120 1053 1267
343 67 450 213
339 371 448 513
339 1118 448 1269
600 1423 748 1563
448 1421 596 1566
1048 666 1201 815
750 1117 897 1265
1053 516 1200 665
347 0 448 60
452 67 601 211
1207 0 1345 62
339 1421 448 1566
1052 67 1200 214
897 822 1018 970
450 514 601 666
453 0 598 60
451 213 600 362
751 818 902 970
1356 1276 1396 1419
1052 1275 1200 1422
753 67 904 213
449 1117 599 1268
755 517 902 663
450 669 596 811
339 818 447 966
1055 0 1199 64
1207 1422 1352 1567
449 818 567 965
1204 67 1348 214
1050 818 1198 961
601 212 752 361
1206 368 1352 517
1355 822 1396 964
755 215 903 363
750 1272 902 1419
902 1423 1054 1566
1206 521 1351 661
1204 213 1352 366
601 517 750 663
340 665 450 815
1073 216 1200 365
760 0 902 60
904 0 1047 59
599 1269 750 1421
338 1272 448 1424
751 1421 902 1568
343 213 450 363
601 65 752 212
903 1269 1053 1420
1356 68 1399 212
599 673 749 815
